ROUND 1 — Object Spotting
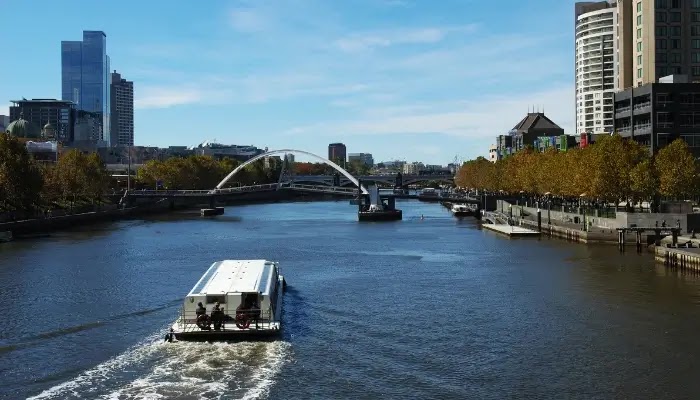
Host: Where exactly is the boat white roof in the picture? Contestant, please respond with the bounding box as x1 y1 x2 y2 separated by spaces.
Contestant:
187 260 277 296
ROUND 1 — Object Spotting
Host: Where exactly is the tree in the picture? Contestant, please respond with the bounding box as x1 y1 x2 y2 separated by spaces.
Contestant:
629 157 657 206
0 134 43 212
655 138 697 199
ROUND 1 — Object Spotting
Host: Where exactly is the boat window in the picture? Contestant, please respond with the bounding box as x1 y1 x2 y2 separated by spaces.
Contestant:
206 295 225 304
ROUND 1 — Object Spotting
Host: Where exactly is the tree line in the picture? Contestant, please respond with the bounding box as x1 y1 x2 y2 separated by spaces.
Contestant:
455 135 697 203
1 134 110 214
136 155 283 190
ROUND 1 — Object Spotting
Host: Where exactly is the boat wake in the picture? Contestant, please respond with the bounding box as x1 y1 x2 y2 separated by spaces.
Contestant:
28 329 291 400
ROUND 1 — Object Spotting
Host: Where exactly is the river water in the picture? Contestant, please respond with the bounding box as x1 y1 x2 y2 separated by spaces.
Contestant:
1 200 700 399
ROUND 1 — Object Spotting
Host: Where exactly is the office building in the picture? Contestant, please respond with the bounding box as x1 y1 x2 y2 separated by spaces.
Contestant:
328 143 347 165
194 141 265 161
9 99 76 142
614 74 700 155
575 1 617 134
62 31 111 145
508 112 566 152
348 152 374 166
110 70 134 146
617 0 700 89
0 115 8 131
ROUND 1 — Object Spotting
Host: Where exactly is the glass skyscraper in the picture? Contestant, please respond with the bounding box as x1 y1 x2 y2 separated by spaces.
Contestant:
61 31 111 145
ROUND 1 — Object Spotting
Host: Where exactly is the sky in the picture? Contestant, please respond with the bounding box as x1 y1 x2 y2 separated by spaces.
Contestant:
0 0 577 165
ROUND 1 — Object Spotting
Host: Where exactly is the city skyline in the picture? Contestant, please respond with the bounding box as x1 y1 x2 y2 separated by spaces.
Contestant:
0 0 575 164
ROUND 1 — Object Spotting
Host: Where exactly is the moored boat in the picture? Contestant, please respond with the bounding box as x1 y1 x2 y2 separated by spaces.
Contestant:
451 204 473 217
170 259 285 341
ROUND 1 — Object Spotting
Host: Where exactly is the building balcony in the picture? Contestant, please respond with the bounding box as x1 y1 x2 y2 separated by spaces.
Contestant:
615 106 631 116
632 102 651 115
658 122 674 129
633 123 652 135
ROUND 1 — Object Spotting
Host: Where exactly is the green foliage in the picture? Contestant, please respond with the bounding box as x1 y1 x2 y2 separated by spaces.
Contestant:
0 135 43 211
455 134 698 203
136 155 282 190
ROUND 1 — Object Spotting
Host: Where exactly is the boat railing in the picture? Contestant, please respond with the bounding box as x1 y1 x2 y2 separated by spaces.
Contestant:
177 304 277 332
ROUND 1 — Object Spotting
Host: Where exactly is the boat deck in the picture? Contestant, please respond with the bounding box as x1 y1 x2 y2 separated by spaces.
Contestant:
172 319 281 341
483 224 540 237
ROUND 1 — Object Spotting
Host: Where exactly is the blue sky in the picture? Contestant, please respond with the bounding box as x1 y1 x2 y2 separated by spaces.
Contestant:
0 0 577 164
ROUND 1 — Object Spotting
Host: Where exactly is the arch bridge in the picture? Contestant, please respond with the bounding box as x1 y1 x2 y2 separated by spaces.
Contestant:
214 149 368 195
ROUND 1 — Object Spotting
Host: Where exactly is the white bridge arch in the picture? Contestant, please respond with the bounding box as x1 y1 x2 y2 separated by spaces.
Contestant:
214 149 369 194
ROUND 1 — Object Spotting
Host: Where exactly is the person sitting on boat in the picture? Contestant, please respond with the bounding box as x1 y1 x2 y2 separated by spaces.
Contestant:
211 302 225 330
195 302 210 330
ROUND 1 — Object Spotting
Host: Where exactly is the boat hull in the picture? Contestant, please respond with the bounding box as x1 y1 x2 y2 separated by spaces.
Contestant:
358 209 402 221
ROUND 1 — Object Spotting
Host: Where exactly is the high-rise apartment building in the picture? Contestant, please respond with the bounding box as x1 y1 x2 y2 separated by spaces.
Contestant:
61 31 111 145
328 143 347 166
575 1 618 135
110 70 134 146
617 0 700 89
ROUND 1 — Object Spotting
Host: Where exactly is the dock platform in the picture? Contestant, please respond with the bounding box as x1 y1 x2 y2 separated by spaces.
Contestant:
482 223 540 237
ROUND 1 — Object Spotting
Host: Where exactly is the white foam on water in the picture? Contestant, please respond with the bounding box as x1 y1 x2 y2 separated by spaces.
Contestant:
28 329 291 400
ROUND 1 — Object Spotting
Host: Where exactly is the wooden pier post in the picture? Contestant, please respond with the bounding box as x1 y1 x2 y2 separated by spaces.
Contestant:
672 229 679 247
537 209 542 232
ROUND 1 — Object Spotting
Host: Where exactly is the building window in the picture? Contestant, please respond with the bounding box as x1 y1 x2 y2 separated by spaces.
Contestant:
638 55 643 65
693 52 700 62
671 39 681 49
694 39 700 48
670 26 681 36
657 39 667 49
656 0 668 7
672 0 680 7
638 28 643 38
671 52 682 63
638 15 642 25
670 12 681 22
638 42 643 51
655 26 666 36
638 2 642 12
692 26 700 36
657 11 667 22
694 0 700 8
657 52 668 62
694 66 700 76
638 68 643 78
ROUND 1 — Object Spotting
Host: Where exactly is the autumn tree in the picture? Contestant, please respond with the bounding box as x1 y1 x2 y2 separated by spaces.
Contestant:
655 138 697 199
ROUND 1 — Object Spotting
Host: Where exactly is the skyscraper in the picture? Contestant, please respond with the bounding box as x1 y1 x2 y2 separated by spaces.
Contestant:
61 31 111 145
328 143 347 166
617 0 700 89
575 1 618 135
110 70 134 146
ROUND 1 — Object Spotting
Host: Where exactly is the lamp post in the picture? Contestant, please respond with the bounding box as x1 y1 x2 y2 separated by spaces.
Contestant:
509 204 513 225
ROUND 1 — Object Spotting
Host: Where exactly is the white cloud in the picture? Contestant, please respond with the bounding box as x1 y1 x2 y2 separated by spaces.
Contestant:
333 25 477 52
134 87 204 109
283 85 574 139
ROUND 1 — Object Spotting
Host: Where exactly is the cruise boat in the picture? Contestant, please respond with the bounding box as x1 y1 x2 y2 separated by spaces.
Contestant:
170 260 285 341
451 204 472 217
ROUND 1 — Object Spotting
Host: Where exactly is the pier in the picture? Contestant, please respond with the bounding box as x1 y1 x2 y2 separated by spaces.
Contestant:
482 224 540 237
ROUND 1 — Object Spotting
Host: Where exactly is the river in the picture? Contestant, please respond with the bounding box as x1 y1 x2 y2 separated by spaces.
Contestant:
1 200 700 399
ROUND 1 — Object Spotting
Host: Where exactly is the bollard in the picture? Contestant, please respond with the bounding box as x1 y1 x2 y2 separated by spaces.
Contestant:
537 209 542 232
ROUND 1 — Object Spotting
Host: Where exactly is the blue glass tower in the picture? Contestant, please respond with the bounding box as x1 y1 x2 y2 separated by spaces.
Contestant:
61 31 110 145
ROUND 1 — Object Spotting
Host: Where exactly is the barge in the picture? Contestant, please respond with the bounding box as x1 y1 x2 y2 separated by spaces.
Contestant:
170 259 285 341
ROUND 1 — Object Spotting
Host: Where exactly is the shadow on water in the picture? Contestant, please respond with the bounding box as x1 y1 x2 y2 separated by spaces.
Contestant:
0 299 182 355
